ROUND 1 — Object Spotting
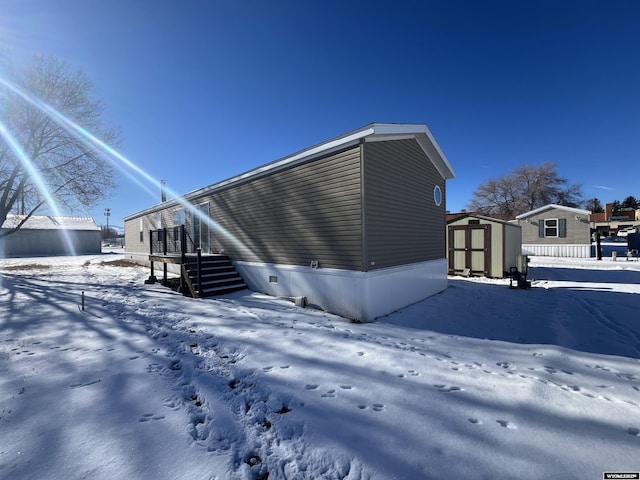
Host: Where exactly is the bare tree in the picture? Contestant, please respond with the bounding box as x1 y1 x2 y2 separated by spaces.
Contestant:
466 162 583 219
0 55 119 239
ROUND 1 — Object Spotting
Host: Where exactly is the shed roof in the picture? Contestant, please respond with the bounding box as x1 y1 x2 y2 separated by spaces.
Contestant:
515 204 591 219
1 214 100 231
447 213 521 227
125 123 455 221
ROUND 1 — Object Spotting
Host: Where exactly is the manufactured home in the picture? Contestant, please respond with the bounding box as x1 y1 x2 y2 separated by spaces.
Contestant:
124 123 456 321
515 204 592 258
0 215 101 257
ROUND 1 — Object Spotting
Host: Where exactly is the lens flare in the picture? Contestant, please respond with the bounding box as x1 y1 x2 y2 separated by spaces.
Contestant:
0 76 254 258
0 118 77 255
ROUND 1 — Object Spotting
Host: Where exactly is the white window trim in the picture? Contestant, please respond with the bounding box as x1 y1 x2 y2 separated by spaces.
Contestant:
544 218 559 237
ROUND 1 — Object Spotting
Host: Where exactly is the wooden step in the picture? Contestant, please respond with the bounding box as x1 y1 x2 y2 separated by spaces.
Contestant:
194 276 245 290
182 255 247 298
199 282 247 296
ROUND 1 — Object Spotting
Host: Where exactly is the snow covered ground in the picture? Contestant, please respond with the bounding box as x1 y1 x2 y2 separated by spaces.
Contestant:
1 252 639 479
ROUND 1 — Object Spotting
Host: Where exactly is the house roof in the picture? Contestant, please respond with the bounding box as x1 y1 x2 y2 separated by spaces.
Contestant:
1 214 100 231
125 123 456 221
515 204 591 219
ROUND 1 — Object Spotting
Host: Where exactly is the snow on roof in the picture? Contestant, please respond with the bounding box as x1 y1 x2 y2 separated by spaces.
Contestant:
1 214 100 231
515 204 591 219
446 212 521 226
125 123 456 221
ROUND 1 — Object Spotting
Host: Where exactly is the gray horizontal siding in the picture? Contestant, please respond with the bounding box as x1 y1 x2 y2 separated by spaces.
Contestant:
363 139 446 270
124 216 154 254
200 146 363 269
519 208 590 244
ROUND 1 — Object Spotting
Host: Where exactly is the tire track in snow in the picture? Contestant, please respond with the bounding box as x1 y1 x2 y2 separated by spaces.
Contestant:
572 295 640 356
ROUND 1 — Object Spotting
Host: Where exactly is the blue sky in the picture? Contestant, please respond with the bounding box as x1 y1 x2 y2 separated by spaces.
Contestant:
2 0 639 227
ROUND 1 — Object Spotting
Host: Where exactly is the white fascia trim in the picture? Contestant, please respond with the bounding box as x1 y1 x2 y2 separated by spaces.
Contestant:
516 204 591 219
364 134 416 143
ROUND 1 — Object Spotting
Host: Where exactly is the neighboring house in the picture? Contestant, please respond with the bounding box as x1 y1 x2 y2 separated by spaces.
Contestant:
515 204 592 257
0 215 101 257
590 202 640 237
124 123 456 322
446 213 522 278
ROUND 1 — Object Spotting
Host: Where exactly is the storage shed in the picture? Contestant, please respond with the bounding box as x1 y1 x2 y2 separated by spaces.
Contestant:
515 204 592 258
0 215 101 257
124 123 456 322
446 213 522 278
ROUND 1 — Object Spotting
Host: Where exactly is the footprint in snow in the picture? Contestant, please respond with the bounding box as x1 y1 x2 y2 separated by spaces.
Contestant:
434 384 462 393
304 384 319 390
467 418 482 425
262 366 274 372
138 413 165 422
321 390 336 398
496 420 517 429
564 385 581 392
626 427 640 437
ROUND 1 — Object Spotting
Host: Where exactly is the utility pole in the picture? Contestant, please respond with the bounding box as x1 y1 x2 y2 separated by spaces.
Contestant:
104 208 111 239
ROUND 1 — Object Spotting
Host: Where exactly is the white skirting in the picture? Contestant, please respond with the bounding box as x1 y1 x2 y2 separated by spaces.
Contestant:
522 244 591 258
234 258 448 322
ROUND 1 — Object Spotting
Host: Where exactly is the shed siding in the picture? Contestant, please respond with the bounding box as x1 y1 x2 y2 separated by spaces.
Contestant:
519 208 590 244
490 221 503 277
503 224 523 273
363 139 445 270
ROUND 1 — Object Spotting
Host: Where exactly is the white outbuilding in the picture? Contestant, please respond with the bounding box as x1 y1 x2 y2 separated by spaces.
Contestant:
0 214 101 257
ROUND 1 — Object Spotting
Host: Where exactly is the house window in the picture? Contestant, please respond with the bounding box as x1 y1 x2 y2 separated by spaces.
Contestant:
433 185 442 206
172 209 186 250
139 219 144 242
545 219 558 237
172 209 185 226
539 218 567 238
469 219 480 225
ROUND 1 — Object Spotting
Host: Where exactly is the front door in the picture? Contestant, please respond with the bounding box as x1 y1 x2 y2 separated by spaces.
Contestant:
192 203 210 253
448 224 491 276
